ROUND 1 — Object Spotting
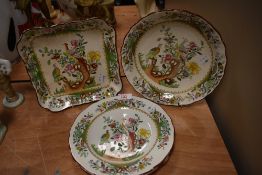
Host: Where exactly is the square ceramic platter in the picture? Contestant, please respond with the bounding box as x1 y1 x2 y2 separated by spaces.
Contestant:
122 10 226 106
17 18 122 111
69 96 174 175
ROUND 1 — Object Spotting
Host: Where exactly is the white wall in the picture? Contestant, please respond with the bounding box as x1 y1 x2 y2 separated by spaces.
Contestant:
166 0 262 174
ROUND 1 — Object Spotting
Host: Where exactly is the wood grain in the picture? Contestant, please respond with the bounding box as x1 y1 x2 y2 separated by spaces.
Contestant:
0 78 236 174
1 5 236 175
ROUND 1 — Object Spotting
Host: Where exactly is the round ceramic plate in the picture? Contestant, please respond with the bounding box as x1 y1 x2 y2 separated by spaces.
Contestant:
69 96 174 175
122 10 226 105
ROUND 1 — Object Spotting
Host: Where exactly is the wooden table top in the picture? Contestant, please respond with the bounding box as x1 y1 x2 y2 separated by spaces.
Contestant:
0 6 236 175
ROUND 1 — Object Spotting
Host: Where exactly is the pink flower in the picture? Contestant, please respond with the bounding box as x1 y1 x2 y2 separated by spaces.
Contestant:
64 64 75 73
71 40 79 47
164 54 173 62
128 118 136 124
112 133 122 141
189 42 197 49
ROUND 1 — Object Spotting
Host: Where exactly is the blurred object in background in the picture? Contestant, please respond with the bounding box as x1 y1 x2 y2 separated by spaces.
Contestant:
119 0 164 18
12 0 164 29
57 0 78 18
0 59 24 108
0 0 27 63
114 0 164 10
12 0 56 32
115 0 135 5
57 0 116 25
0 58 24 144
13 0 57 20
134 0 156 17
155 0 165 10
0 121 7 144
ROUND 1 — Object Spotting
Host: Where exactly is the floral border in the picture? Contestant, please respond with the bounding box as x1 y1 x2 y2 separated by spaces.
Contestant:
17 18 122 111
89 156 153 175
70 96 174 175
122 10 226 105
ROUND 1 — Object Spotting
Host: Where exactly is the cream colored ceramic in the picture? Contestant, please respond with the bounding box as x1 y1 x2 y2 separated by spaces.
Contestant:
69 95 174 175
134 0 157 18
122 10 226 106
17 18 122 111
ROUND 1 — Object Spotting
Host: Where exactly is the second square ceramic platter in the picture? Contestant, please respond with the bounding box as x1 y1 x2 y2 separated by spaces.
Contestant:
122 10 226 106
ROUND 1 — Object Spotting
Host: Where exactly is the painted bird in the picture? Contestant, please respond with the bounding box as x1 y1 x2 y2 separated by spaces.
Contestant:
100 130 110 144
146 44 162 60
